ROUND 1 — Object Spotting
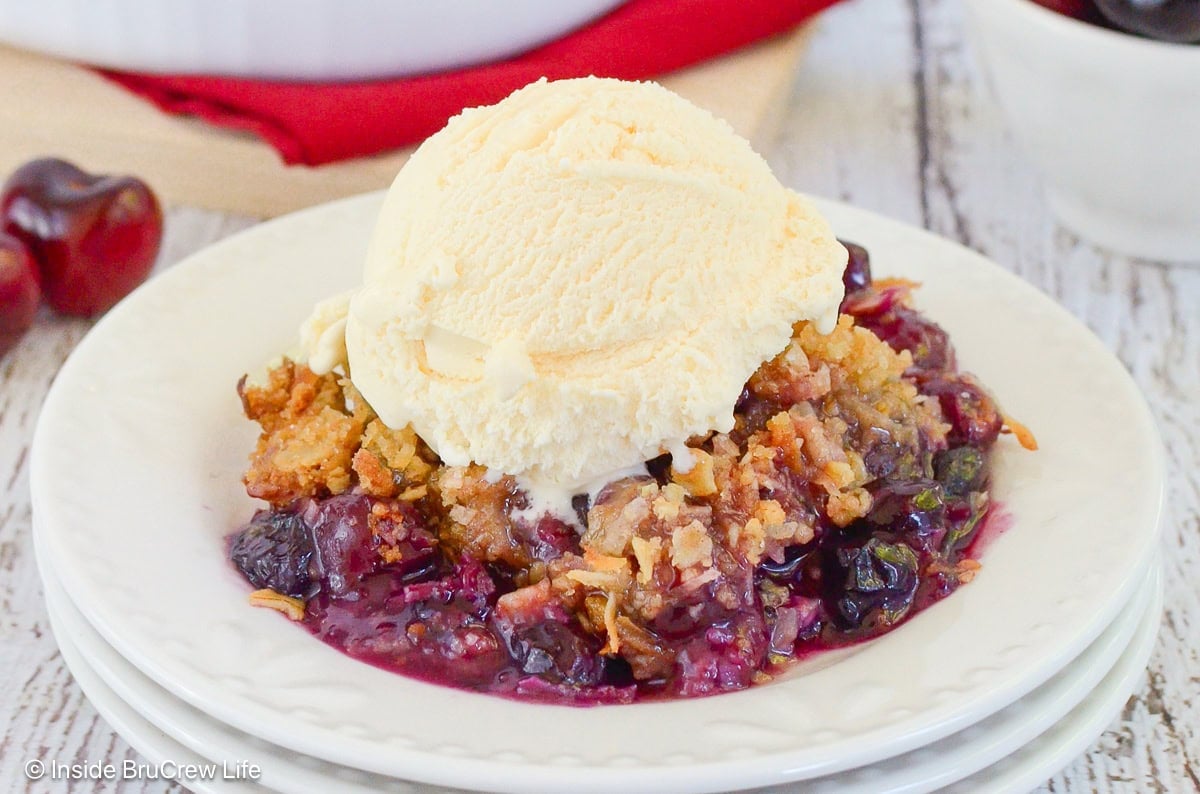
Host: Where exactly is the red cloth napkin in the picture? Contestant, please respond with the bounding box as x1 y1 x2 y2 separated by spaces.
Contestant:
99 0 841 166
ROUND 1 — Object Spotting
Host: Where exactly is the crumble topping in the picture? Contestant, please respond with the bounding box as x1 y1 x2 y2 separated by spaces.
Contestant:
238 362 370 504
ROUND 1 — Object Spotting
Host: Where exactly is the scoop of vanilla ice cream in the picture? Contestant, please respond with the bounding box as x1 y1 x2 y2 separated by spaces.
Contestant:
340 77 846 491
299 291 352 375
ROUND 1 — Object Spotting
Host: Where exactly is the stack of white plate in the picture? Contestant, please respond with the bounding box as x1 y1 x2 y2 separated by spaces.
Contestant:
31 194 1165 794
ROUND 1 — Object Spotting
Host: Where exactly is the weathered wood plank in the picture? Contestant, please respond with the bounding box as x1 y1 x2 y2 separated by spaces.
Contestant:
0 209 253 794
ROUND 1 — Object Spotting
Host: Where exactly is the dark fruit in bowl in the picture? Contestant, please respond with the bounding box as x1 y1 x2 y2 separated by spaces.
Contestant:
1031 0 1107 22
0 232 41 359
1094 0 1200 42
1 158 163 317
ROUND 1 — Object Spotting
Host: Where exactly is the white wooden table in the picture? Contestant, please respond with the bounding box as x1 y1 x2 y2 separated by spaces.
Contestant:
2 0 1197 791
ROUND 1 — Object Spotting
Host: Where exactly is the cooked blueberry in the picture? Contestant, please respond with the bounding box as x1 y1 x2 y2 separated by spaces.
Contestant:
499 620 606 686
308 493 377 596
229 509 316 598
832 537 920 632
935 446 988 496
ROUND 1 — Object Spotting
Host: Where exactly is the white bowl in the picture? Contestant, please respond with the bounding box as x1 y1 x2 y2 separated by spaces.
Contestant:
966 0 1200 264
0 0 626 81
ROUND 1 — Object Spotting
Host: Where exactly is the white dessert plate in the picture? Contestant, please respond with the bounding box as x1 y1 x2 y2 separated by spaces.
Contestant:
35 526 1161 794
942 564 1162 794
36 537 443 794
43 592 409 794
46 621 245 794
29 192 1165 793
43 589 1161 794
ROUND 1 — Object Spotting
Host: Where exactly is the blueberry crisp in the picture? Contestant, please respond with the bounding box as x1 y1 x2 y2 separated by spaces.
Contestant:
229 242 1035 704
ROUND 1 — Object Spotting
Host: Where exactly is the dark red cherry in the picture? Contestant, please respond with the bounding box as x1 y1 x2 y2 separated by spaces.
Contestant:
1 158 163 317
0 232 40 359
